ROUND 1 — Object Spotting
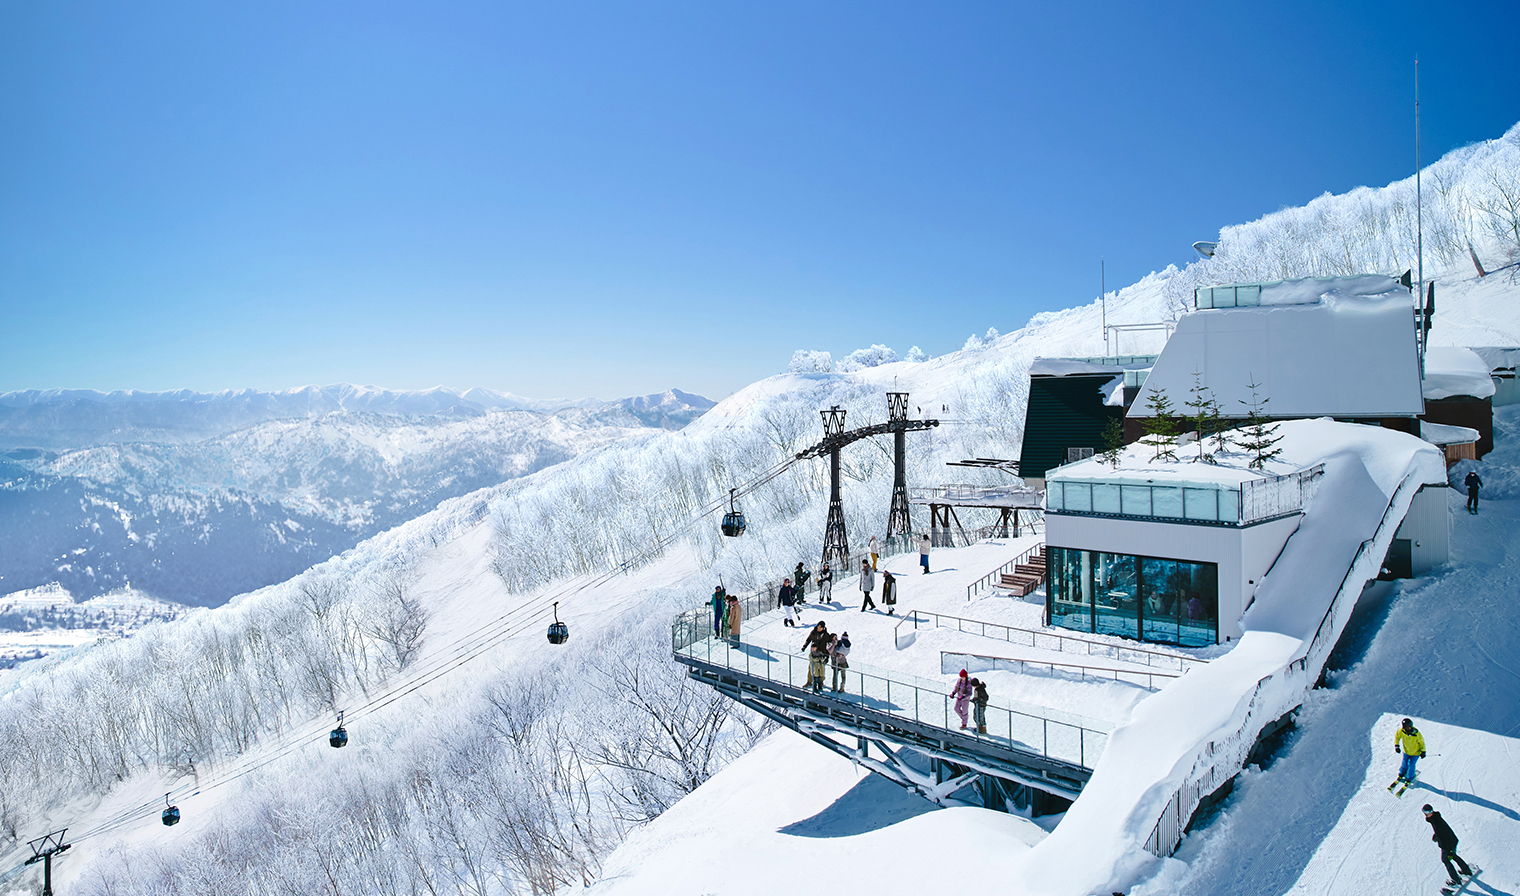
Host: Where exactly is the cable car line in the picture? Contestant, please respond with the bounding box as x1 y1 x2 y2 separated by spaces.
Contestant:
58 448 810 845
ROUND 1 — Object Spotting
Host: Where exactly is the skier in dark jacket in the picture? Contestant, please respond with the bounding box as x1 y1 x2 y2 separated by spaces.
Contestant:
1422 805 1474 886
1464 471 1482 514
793 562 811 599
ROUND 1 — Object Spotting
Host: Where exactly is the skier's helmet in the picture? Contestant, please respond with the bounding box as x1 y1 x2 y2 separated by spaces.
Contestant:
1422 804 1435 813
1402 718 1414 728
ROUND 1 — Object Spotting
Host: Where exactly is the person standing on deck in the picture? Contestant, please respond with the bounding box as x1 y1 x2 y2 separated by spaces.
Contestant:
794 562 810 600
778 578 798 628
882 570 897 615
726 594 742 642
869 535 880 571
817 562 834 602
801 622 832 692
859 560 877 612
919 533 932 574
830 632 851 693
1396 717 1426 783
950 669 972 729
971 678 989 734
710 585 727 637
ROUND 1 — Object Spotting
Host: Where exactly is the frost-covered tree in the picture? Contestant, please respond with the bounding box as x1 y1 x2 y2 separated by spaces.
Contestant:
834 344 899 372
905 345 928 363
787 349 834 374
961 327 1001 352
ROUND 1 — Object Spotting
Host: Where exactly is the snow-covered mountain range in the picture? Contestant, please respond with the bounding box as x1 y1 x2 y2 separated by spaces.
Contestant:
0 122 1517 896
0 387 714 605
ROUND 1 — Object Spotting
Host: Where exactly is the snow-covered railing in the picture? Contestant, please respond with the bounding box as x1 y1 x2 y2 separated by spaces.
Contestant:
1047 463 1324 527
892 609 1206 674
672 618 1113 769
909 484 1045 507
942 650 1180 692
1140 465 1424 857
966 541 1045 600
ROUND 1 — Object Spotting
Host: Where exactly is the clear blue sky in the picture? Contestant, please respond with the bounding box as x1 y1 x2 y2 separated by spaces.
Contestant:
2 1 1516 401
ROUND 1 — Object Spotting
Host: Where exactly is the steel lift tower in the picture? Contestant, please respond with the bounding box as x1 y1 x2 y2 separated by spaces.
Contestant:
796 396 938 572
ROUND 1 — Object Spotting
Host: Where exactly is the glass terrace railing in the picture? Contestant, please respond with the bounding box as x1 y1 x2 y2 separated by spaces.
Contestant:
672 608 1112 770
1047 464 1323 526
1195 283 1264 309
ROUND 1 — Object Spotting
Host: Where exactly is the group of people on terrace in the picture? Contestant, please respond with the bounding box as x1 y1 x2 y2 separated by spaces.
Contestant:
800 621 850 693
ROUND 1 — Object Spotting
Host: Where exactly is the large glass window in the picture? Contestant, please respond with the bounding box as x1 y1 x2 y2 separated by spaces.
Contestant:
1046 547 1219 647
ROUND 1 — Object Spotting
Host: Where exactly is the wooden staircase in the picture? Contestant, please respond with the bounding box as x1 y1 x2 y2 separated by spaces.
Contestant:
999 548 1047 597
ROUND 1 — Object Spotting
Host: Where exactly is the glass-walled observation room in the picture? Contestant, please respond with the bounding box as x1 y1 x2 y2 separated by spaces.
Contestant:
1047 547 1219 647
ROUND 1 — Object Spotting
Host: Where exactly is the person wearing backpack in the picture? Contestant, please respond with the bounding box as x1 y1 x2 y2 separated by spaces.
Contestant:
971 678 989 734
829 631 851 693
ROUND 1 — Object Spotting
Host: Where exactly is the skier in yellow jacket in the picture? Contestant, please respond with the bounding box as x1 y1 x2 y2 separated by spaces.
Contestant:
1396 717 1427 783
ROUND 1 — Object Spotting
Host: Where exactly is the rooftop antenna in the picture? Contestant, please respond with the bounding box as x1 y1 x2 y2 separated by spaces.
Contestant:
1416 56 1426 375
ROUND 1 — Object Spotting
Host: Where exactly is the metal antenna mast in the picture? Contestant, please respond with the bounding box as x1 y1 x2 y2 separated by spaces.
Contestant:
885 392 913 544
819 406 850 570
1416 56 1426 374
24 830 70 896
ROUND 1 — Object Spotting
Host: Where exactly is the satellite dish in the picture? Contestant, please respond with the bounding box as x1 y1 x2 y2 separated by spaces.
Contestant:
1192 241 1217 258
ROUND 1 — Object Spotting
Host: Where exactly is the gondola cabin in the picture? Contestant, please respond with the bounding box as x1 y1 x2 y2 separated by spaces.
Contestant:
330 712 349 748
162 794 180 826
721 488 746 537
547 602 569 645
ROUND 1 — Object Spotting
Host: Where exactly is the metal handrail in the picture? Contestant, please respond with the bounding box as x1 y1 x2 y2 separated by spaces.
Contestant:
942 650 1180 692
892 608 1207 673
967 542 1045 600
671 613 1112 769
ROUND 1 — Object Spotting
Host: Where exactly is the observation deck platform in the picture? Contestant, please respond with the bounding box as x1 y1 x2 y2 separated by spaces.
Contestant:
673 602 1111 810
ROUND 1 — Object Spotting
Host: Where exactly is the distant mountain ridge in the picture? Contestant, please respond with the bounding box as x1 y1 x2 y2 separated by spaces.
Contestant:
0 385 714 606
0 384 716 450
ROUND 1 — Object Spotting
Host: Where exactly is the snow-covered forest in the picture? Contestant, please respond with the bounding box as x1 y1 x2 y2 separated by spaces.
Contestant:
2 120 1519 895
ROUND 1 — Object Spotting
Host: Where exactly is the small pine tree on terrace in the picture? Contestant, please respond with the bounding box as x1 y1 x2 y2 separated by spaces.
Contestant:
1140 387 1180 462
1098 416 1125 468
1184 369 1223 463
1236 375 1284 470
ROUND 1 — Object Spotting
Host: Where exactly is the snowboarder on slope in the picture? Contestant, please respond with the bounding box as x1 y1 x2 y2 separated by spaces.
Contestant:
1464 470 1482 514
1396 717 1427 783
1421 804 1474 887
951 669 972 729
919 533 931 574
817 562 833 602
859 560 877 612
778 578 798 628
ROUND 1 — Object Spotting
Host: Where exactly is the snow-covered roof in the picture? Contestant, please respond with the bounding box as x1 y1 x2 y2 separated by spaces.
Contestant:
1468 345 1520 372
1422 345 1497 400
1195 274 1404 310
1420 420 1480 446
1132 292 1423 418
1028 358 1123 377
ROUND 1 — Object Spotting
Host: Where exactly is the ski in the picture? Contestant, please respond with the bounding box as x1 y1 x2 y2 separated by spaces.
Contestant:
1395 773 1418 797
